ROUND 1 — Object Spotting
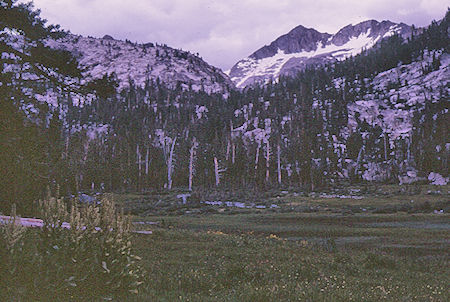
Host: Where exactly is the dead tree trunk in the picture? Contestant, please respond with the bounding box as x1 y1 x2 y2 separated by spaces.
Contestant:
232 143 236 164
265 140 270 183
188 138 198 191
137 145 142 187
255 144 260 178
167 138 176 190
355 146 364 175
145 147 149 176
310 155 315 192
277 144 282 185
214 157 220 186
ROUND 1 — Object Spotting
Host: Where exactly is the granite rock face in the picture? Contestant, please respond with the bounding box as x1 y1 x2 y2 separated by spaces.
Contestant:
47 34 234 94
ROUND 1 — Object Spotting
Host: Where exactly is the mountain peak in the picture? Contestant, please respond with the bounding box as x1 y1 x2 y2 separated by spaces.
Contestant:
228 19 412 88
250 25 330 60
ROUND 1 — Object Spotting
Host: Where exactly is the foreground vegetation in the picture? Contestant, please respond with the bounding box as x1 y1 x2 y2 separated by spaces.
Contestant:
0 196 143 301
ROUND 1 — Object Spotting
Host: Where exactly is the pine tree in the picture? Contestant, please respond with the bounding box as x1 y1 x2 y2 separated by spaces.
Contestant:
0 0 80 213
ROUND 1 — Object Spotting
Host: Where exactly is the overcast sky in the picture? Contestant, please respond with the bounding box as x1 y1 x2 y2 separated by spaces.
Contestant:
32 0 447 70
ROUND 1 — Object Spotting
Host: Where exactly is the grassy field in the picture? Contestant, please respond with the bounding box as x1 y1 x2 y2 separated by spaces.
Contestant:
120 185 449 301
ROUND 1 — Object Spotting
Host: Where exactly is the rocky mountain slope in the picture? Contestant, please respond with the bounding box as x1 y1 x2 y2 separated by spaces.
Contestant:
336 50 448 182
227 49 448 183
46 34 233 94
228 20 412 88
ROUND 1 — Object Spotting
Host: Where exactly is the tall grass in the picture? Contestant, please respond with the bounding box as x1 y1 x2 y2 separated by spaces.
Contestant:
0 195 144 301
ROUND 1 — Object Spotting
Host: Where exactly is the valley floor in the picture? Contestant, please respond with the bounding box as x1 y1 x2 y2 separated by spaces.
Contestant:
126 185 449 301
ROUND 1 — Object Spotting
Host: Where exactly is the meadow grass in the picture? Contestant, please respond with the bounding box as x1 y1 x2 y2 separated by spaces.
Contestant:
129 184 449 301
133 219 448 301
4 185 445 300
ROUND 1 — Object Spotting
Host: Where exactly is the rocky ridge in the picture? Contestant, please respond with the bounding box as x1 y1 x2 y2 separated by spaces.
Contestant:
46 34 233 94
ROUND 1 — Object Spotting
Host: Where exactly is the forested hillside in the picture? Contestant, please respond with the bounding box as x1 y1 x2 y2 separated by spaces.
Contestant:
1 1 448 214
52 12 449 194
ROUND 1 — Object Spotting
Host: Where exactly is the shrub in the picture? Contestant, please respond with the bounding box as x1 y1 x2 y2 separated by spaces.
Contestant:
0 195 144 301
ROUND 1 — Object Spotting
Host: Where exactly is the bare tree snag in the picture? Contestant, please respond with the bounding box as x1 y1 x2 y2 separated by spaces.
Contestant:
167 138 176 190
214 157 220 186
277 144 282 185
188 138 199 191
265 140 270 183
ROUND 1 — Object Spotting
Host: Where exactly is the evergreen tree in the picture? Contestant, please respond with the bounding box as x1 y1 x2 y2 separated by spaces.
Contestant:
0 0 80 213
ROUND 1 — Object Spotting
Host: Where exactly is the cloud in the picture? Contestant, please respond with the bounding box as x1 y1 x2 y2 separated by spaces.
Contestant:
32 0 447 70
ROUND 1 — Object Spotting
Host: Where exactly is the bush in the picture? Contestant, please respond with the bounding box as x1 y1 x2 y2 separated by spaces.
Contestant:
0 195 144 301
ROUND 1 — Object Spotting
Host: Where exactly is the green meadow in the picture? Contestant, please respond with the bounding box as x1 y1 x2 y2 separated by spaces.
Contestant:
127 185 449 301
